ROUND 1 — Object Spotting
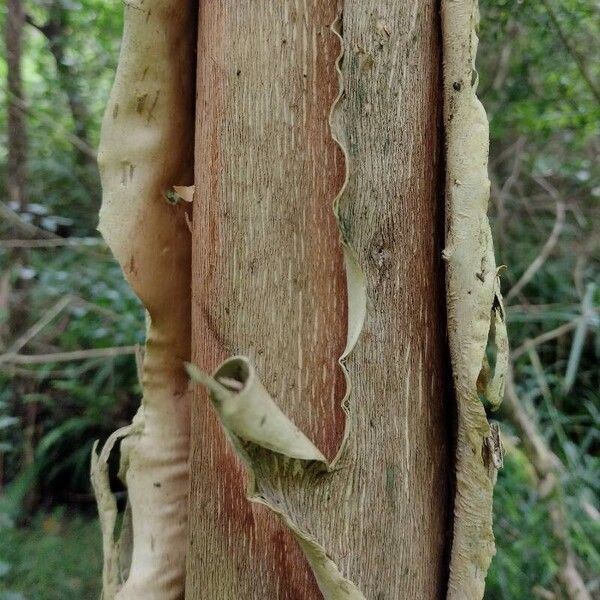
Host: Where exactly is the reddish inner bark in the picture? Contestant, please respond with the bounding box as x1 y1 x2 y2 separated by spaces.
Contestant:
189 1 346 597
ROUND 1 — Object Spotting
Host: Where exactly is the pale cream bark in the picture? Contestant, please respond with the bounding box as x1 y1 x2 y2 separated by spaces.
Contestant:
92 1 195 598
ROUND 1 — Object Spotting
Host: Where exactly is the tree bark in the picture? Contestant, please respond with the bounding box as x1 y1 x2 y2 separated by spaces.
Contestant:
5 0 27 210
188 1 451 598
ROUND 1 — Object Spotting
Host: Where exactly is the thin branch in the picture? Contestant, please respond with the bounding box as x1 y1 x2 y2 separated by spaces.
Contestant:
563 283 597 394
24 14 45 34
504 372 591 600
0 271 11 351
1 355 120 379
539 0 600 103
0 346 137 365
506 199 566 303
511 319 580 361
7 90 97 160
0 237 106 249
6 295 72 355
0 200 58 239
4 293 124 357
504 369 562 475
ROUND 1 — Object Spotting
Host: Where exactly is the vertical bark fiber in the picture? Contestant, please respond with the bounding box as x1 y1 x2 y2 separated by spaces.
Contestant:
189 1 451 598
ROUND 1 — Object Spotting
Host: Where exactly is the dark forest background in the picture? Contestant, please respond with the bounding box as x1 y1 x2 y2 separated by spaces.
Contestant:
0 1 598 598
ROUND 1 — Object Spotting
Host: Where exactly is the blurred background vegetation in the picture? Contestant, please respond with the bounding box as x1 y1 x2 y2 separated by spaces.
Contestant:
0 0 598 598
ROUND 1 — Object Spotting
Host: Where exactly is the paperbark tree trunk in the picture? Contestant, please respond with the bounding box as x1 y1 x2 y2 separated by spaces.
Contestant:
188 1 452 598
94 1 507 598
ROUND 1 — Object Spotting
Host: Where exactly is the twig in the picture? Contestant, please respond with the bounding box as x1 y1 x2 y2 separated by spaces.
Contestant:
1 356 113 378
563 283 597 394
0 200 58 240
4 294 123 358
0 237 106 249
491 136 530 168
6 295 73 355
6 90 97 160
539 0 600 104
498 136 526 204
504 371 591 600
0 346 137 365
511 319 580 361
527 345 553 404
506 199 566 303
0 271 11 351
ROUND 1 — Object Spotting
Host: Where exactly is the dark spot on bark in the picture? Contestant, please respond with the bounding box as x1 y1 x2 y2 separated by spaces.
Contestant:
153 482 161 488
385 464 397 509
453 81 462 91
120 161 131 186
128 255 137 277
146 90 160 123
136 93 148 114
112 104 119 119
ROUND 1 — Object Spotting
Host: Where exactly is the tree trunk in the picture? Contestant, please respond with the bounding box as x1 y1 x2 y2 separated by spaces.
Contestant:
188 1 451 597
94 1 506 598
29 2 94 167
5 0 27 210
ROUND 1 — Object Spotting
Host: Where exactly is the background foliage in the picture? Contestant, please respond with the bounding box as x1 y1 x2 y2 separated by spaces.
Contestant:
0 0 598 598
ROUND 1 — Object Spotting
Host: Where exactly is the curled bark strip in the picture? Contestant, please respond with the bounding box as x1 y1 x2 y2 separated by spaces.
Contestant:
441 1 509 598
92 0 195 598
187 358 365 600
187 16 367 595
91 424 137 599
187 13 367 597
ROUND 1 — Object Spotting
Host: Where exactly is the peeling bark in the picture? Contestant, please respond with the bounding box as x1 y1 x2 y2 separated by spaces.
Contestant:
92 1 196 598
188 1 451 598
93 1 506 598
441 1 509 598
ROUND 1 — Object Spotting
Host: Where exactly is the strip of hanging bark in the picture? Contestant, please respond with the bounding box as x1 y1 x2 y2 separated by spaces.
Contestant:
187 358 365 599
189 1 451 598
91 0 196 598
441 1 510 599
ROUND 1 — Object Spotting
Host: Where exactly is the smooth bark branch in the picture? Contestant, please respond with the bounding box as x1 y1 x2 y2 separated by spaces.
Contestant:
189 1 451 598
